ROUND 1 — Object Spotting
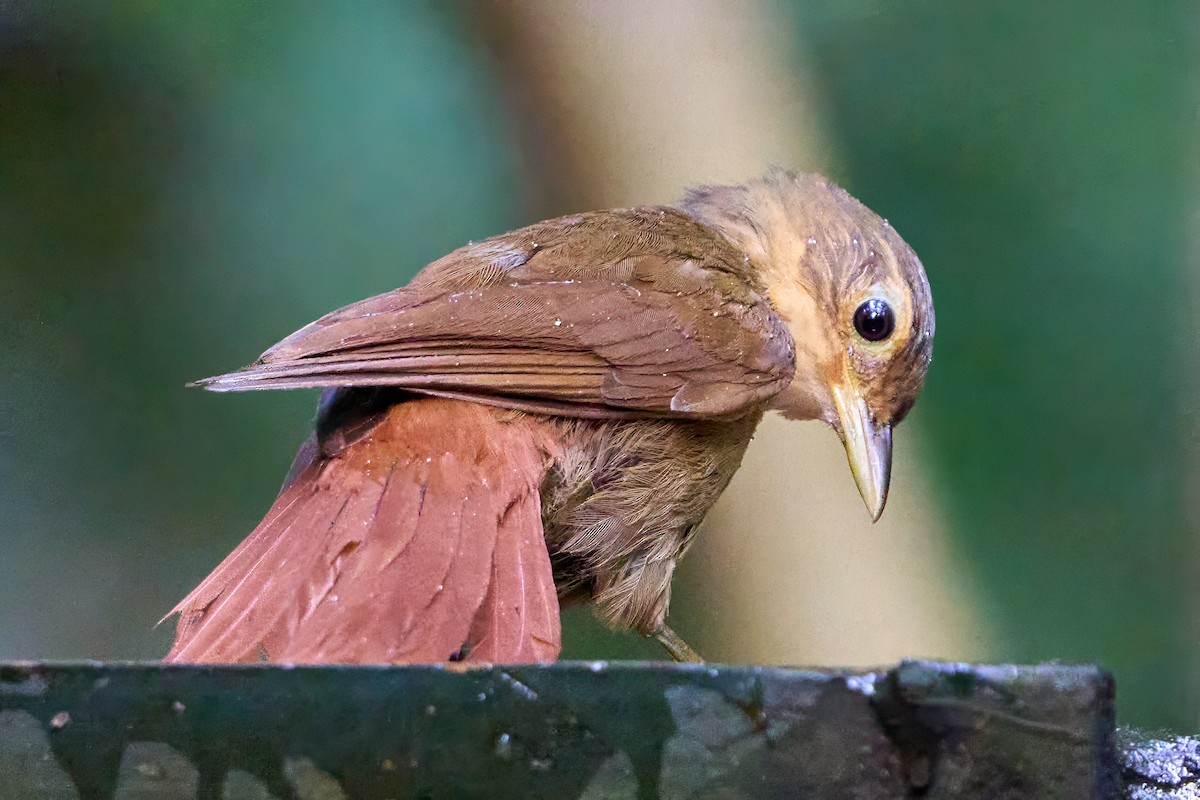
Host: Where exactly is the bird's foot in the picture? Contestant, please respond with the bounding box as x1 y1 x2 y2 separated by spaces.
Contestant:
652 624 704 663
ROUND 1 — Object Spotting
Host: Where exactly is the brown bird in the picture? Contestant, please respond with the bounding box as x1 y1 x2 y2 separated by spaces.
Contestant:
165 170 934 665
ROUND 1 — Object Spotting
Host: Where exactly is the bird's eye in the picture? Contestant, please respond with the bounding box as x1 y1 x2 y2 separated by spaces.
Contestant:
853 298 895 342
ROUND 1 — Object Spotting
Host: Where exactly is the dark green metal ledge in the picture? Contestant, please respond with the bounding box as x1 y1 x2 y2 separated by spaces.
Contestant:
0 660 1121 799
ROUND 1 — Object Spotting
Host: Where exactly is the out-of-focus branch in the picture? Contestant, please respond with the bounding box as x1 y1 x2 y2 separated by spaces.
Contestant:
470 0 833 209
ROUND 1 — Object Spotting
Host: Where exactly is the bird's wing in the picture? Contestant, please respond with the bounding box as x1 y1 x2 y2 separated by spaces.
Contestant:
196 207 796 419
164 398 560 664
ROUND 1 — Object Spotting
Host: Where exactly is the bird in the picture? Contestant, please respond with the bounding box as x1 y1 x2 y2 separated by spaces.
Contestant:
164 169 934 665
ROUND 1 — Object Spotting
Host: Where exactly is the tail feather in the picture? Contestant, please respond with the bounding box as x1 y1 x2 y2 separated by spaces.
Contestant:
465 491 561 662
165 399 561 664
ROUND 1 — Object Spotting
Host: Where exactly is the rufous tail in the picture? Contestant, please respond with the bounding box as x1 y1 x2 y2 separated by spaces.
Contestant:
164 399 561 664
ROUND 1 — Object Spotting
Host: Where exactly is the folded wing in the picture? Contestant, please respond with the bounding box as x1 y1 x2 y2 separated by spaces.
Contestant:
197 207 795 419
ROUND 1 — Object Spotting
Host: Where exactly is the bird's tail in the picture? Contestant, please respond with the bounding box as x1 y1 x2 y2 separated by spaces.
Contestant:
164 398 561 664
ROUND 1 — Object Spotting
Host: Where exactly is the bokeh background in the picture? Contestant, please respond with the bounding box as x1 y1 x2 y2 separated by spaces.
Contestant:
0 0 1195 732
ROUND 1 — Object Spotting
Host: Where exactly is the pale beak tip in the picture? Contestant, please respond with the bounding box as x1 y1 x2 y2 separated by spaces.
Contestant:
856 455 891 523
866 491 888 523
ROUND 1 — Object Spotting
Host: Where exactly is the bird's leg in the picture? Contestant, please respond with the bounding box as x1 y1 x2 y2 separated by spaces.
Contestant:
653 624 704 663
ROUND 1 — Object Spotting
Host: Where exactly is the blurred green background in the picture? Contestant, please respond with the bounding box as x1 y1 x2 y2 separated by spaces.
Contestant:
0 0 1195 732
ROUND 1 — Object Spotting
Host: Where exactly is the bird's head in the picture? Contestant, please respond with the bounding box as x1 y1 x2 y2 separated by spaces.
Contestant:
680 170 935 521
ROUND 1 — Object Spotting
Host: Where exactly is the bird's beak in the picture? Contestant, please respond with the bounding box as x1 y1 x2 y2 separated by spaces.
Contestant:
830 382 892 522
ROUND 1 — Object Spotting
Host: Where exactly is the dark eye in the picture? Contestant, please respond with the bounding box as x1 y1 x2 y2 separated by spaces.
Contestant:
853 298 895 342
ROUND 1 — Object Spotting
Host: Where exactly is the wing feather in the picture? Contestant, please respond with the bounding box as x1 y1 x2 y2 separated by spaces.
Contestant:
196 207 795 420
